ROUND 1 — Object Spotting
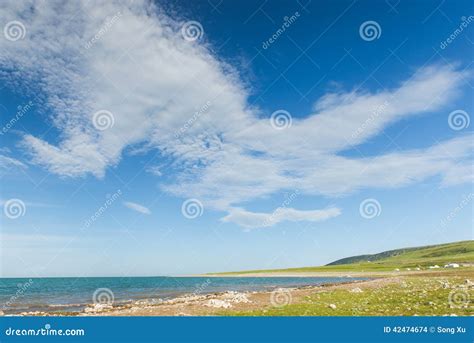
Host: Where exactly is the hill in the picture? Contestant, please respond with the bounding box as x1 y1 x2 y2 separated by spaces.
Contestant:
212 240 474 275
326 240 473 266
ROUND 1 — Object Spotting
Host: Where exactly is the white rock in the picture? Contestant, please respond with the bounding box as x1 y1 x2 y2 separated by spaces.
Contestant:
444 263 459 268
328 304 337 309
221 292 251 303
84 303 112 313
204 299 232 309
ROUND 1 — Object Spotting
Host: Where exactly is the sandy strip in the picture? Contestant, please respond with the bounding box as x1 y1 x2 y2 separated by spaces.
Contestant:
77 277 394 316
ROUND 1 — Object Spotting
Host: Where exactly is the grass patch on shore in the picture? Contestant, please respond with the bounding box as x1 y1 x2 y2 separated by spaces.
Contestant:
224 276 473 316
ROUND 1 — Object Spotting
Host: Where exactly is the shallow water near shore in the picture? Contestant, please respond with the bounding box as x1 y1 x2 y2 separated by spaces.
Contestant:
0 276 368 314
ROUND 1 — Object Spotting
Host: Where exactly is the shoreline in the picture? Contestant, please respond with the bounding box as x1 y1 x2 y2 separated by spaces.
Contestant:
6 269 473 317
12 278 371 317
87 278 377 316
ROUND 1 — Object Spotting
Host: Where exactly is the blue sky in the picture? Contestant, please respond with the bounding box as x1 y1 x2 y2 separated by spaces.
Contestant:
0 0 473 277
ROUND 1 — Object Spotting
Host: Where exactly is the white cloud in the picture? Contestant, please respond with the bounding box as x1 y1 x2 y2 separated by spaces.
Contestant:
123 201 151 215
221 207 341 229
0 154 26 170
0 0 472 228
146 165 163 176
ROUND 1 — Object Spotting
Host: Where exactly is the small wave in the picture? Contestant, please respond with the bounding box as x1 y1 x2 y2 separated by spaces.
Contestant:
2 302 87 315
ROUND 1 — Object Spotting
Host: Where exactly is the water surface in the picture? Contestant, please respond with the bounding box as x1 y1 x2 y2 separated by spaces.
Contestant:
0 276 366 314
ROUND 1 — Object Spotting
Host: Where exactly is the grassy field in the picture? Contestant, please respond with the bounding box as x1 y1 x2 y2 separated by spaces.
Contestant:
212 240 473 316
223 273 473 316
211 240 474 275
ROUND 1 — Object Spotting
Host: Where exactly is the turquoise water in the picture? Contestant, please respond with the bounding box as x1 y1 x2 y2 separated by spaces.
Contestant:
0 276 365 314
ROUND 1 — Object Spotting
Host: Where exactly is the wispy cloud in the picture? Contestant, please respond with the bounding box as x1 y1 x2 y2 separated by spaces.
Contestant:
0 0 472 228
221 207 341 229
123 201 151 215
0 154 26 170
146 165 163 176
0 199 57 208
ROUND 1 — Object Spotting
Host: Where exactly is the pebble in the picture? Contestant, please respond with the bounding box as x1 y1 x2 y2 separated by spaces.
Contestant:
204 299 232 309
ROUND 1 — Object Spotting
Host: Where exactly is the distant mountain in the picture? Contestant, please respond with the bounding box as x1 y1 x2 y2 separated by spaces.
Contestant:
326 240 474 266
211 240 474 275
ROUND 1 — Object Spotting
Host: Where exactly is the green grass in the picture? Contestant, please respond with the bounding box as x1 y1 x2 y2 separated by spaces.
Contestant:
328 240 474 265
211 240 474 275
223 276 473 316
212 241 474 316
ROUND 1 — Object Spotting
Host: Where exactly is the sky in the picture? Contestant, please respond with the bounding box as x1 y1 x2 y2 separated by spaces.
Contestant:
0 0 473 277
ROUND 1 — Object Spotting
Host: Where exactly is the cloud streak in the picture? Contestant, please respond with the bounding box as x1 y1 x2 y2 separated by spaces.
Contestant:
123 201 151 215
221 207 342 229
